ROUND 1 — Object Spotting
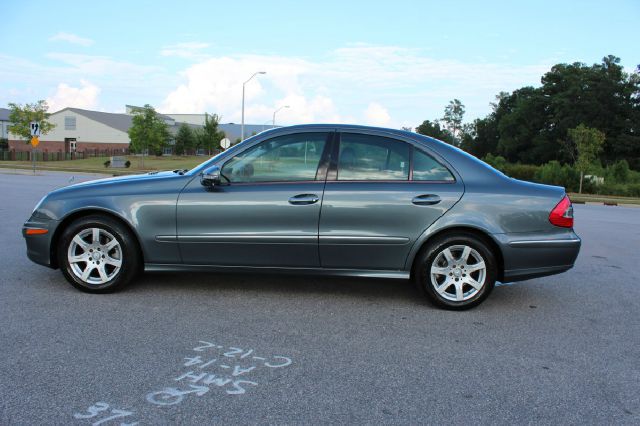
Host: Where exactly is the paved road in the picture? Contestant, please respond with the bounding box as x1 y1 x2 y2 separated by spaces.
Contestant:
1 171 638 425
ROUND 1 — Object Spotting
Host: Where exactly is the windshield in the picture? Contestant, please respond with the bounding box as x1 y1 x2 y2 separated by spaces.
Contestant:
187 151 228 176
186 134 262 176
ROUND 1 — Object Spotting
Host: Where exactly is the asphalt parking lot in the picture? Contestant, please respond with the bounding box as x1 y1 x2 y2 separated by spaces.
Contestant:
0 170 638 425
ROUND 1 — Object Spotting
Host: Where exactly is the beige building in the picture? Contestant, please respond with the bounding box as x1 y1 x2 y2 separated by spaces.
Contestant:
6 106 264 153
8 108 132 153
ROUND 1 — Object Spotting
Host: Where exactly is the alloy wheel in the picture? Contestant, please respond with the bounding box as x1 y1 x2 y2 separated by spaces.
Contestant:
67 227 123 285
429 244 487 302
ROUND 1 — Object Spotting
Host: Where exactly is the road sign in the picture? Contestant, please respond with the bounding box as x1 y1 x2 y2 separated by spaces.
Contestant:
220 138 231 149
30 121 41 137
31 136 40 147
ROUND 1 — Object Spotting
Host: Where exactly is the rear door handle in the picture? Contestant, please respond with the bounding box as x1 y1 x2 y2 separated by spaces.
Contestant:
288 194 319 205
412 194 441 206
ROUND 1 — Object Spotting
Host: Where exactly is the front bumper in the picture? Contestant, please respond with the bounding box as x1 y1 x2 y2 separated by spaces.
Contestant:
22 217 59 268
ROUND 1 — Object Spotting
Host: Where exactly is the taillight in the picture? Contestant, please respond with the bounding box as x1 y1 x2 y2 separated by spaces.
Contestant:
549 195 574 228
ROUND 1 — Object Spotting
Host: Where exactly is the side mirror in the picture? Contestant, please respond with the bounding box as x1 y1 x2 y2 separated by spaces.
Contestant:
201 165 221 187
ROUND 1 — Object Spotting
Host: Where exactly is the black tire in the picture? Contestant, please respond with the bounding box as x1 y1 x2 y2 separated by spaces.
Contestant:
414 233 497 310
57 215 141 293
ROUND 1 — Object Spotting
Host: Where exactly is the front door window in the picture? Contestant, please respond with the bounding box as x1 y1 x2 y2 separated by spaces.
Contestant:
221 133 328 183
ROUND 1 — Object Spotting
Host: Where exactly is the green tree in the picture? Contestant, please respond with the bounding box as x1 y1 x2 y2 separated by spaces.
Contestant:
7 100 56 142
174 123 196 155
415 119 455 145
568 124 605 193
127 105 170 157
470 56 640 168
495 87 552 163
195 113 224 155
441 99 465 145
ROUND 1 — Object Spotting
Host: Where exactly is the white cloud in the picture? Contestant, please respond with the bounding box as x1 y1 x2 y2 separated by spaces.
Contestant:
160 55 316 121
1 44 556 125
160 45 551 127
363 102 391 126
46 80 101 111
160 42 210 58
49 32 94 47
0 52 176 113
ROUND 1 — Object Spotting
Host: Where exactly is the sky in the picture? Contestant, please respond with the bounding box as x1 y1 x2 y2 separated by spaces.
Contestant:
1 0 638 129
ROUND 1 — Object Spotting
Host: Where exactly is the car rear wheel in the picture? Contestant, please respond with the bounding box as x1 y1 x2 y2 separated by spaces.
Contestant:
414 233 496 310
58 215 140 293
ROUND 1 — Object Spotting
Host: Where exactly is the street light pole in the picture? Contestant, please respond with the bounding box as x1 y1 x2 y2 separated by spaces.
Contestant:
241 71 266 141
272 105 290 126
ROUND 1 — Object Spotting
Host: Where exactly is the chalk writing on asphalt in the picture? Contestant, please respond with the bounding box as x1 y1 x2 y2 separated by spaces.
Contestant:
73 402 139 426
145 340 293 406
73 340 293 423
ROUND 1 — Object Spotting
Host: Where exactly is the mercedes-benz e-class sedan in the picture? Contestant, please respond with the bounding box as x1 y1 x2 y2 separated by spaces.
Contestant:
23 124 580 309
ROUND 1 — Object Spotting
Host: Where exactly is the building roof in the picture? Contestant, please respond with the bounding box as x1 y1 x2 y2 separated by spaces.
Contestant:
54 107 186 134
0 107 10 121
49 107 271 141
57 107 133 133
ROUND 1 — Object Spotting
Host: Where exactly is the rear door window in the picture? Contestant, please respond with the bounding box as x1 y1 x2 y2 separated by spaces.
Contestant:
412 149 455 182
337 133 409 181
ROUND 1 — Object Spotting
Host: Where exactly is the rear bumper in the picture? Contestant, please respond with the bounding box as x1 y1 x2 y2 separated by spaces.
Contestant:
498 232 581 282
503 264 575 282
22 218 58 268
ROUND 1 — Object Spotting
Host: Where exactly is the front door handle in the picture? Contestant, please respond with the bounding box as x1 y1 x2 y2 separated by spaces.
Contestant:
288 194 319 205
412 194 441 206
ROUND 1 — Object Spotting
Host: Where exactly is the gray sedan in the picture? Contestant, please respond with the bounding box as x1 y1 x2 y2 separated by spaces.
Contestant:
22 124 580 309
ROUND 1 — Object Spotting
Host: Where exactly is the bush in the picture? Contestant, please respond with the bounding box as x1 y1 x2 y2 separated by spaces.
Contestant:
479 156 640 197
608 160 630 184
483 154 507 172
124 160 131 168
533 161 580 191
103 160 111 168
504 163 539 181
628 184 640 197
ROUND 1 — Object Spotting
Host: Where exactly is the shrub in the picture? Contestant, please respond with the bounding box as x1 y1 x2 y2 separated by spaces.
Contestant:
532 161 581 192
534 161 563 185
628 184 640 197
504 163 539 181
479 157 640 197
103 160 111 168
483 154 507 172
125 160 131 168
609 160 630 184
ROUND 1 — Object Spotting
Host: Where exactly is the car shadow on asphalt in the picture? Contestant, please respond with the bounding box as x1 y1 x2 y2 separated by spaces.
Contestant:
129 271 427 305
127 272 553 312
31 267 555 312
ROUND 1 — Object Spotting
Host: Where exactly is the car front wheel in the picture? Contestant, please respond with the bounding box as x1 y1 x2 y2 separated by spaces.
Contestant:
58 215 140 293
415 233 497 310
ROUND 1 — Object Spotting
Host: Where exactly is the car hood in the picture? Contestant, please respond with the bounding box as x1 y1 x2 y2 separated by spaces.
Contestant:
65 170 179 189
32 170 193 221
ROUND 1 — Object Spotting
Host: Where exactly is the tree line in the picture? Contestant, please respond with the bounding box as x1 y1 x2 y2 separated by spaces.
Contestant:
416 55 640 171
127 104 225 156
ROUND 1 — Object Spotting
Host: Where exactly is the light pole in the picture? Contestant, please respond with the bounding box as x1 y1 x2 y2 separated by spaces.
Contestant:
272 105 290 126
241 71 266 141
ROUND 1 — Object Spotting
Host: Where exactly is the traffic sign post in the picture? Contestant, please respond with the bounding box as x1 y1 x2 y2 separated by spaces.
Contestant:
30 121 41 175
